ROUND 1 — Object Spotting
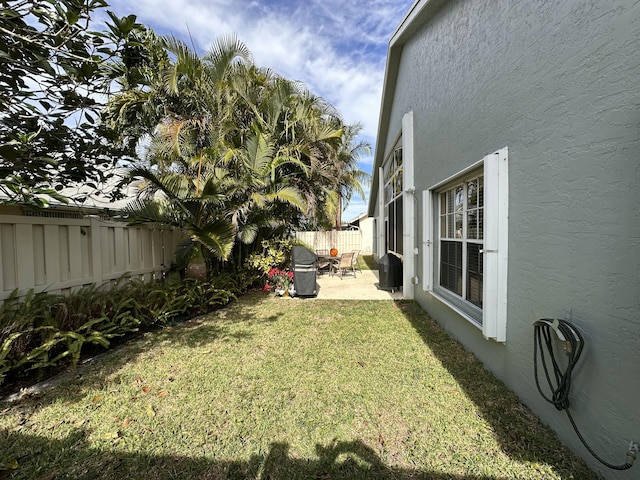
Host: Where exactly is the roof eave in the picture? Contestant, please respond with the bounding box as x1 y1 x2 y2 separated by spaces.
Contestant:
367 0 450 217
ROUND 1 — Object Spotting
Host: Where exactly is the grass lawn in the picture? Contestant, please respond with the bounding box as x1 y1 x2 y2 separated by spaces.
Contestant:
0 294 595 479
358 254 377 271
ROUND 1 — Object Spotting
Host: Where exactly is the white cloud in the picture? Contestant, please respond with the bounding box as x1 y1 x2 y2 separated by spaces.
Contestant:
107 0 411 131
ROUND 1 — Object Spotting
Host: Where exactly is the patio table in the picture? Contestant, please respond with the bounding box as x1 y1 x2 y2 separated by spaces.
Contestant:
316 253 339 276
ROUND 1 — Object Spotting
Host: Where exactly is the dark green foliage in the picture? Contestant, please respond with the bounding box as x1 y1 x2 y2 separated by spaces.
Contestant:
0 0 147 206
0 275 243 387
110 35 370 275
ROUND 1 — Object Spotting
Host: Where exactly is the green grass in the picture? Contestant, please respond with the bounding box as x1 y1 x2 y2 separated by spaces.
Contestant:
358 254 377 270
0 294 595 479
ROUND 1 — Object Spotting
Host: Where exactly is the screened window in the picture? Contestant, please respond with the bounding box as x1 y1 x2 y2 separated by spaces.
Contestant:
383 139 403 254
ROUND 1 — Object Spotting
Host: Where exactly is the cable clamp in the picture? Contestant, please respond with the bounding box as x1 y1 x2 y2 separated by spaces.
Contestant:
533 318 566 341
627 442 639 465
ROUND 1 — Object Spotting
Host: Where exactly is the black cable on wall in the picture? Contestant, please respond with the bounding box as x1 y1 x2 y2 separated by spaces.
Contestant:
533 318 637 471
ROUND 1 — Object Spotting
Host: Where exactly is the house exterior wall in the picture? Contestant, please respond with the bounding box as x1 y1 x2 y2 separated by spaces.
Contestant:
376 0 640 477
358 217 374 254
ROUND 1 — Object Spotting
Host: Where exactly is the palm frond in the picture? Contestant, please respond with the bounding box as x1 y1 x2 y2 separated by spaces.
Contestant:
121 199 184 229
203 34 253 84
266 186 306 211
189 219 236 261
236 223 259 244
249 191 267 209
245 130 274 172
129 168 193 200
160 35 205 94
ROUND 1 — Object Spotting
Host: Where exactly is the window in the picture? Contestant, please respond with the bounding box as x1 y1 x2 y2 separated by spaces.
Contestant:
383 137 403 255
422 148 508 341
439 175 483 307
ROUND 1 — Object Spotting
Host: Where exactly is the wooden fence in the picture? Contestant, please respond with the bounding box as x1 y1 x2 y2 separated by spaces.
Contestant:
0 214 181 302
294 230 362 255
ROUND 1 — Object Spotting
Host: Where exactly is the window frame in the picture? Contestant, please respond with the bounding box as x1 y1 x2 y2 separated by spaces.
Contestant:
382 135 403 256
422 148 508 342
438 172 484 308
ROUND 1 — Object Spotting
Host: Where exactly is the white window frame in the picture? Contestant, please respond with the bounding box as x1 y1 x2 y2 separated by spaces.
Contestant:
377 111 416 299
438 174 484 307
422 147 508 342
382 135 403 256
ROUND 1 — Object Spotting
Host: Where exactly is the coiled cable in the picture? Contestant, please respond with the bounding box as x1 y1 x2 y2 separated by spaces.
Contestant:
533 318 634 471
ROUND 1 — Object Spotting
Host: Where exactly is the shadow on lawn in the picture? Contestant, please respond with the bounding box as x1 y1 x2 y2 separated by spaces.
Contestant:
396 301 597 479
0 428 513 480
0 294 269 405
1 295 595 478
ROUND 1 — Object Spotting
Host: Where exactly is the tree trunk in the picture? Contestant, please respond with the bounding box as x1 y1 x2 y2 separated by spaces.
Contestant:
335 196 343 230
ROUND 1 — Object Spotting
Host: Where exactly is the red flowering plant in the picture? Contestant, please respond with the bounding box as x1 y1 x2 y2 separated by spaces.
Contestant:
264 268 294 294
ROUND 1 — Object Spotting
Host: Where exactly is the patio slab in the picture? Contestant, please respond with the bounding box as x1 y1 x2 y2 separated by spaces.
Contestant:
311 268 403 300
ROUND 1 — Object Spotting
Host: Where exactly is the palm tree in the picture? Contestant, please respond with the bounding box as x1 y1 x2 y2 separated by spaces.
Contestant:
114 34 253 275
330 123 371 229
109 32 366 273
122 165 236 268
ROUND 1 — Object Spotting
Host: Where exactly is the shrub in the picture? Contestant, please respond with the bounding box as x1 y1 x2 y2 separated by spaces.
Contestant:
0 274 243 388
244 237 311 288
264 268 294 293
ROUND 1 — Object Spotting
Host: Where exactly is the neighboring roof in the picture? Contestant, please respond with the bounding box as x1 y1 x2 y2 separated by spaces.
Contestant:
367 0 449 216
55 168 139 212
0 167 141 217
346 211 369 224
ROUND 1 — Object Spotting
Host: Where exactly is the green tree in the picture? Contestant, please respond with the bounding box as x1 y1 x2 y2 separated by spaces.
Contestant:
116 36 276 272
329 123 371 229
122 165 236 264
0 0 145 206
109 34 367 271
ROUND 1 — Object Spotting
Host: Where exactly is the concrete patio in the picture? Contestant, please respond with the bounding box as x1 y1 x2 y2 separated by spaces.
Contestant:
312 268 403 300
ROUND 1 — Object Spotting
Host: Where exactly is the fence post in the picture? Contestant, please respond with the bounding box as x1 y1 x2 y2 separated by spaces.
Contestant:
89 217 103 286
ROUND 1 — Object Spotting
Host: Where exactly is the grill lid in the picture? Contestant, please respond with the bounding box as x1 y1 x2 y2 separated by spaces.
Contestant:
291 246 316 267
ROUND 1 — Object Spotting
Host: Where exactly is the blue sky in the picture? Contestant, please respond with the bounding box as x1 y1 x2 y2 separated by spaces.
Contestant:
104 0 415 222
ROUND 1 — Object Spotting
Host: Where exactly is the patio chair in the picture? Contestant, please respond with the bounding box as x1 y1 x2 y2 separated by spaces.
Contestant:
334 252 356 279
316 250 331 275
351 250 362 273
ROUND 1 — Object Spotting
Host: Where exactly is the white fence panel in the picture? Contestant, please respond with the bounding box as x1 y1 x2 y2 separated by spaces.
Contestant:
294 230 362 255
0 214 180 301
